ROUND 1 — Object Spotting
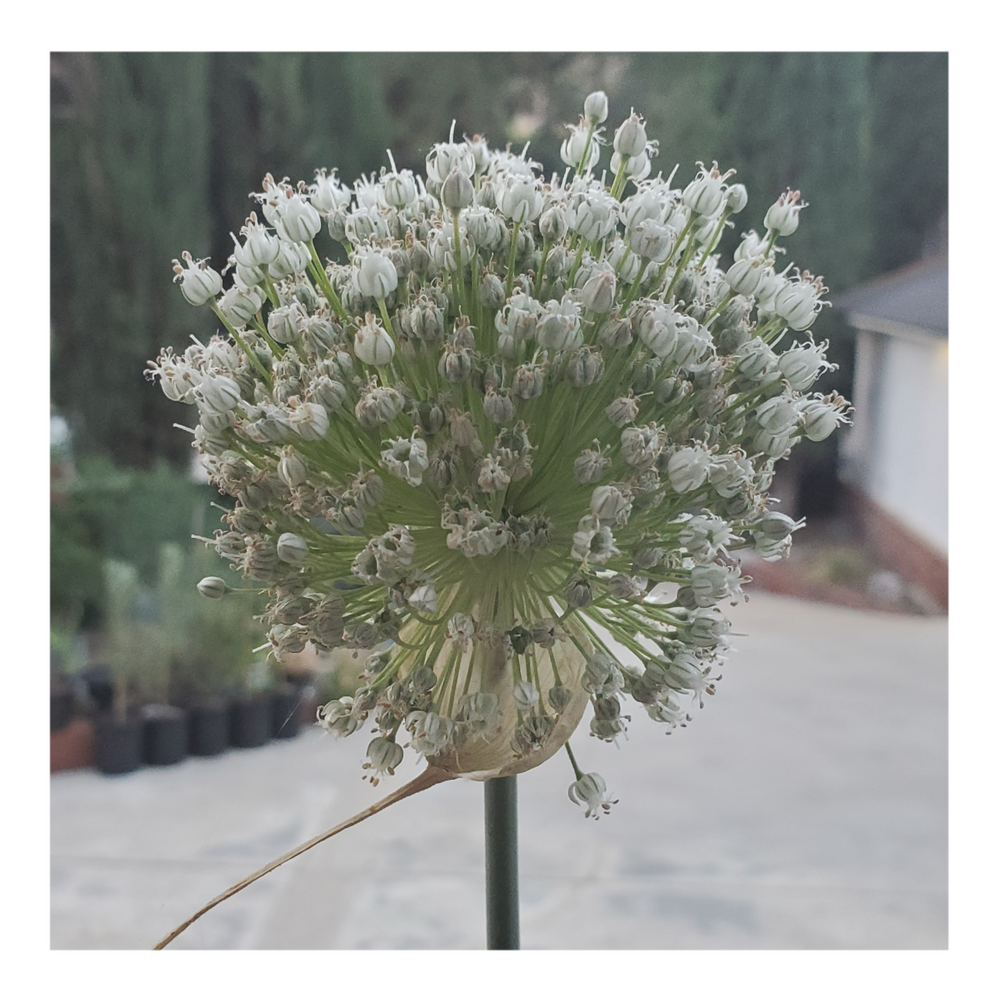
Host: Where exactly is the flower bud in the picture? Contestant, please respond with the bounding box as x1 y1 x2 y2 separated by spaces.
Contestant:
496 175 543 223
754 511 803 541
565 577 594 609
195 374 242 416
666 447 711 493
287 400 329 440
590 484 631 522
355 383 403 427
725 183 748 213
406 400 441 437
734 230 769 262
580 266 617 314
565 348 605 388
218 285 265 327
483 388 515 425
441 166 474 211
638 305 680 359
627 219 676 263
774 275 826 331
613 111 647 159
277 532 309 564
584 90 609 125
605 395 639 428
354 315 396 366
197 576 228 600
512 362 545 400
725 257 766 297
561 122 601 172
598 315 633 350
354 248 398 300
278 447 308 489
438 344 474 383
512 680 540 712
478 272 506 310
756 396 799 434
539 205 568 242
269 240 311 280
267 303 305 345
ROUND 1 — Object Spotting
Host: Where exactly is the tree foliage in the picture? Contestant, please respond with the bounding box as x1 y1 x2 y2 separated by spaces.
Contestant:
50 52 946 469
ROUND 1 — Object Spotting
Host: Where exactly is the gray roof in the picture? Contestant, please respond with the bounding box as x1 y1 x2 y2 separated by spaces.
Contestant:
835 254 947 340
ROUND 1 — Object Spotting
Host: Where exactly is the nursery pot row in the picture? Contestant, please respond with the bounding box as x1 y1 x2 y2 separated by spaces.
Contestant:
93 685 305 775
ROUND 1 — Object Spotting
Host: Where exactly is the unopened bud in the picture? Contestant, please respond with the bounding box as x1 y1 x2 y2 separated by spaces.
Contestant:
584 90 609 125
277 532 309 564
441 167 474 211
197 577 228 600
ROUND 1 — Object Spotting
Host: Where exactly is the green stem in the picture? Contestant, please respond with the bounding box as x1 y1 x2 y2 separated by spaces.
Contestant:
211 304 272 384
504 221 521 299
306 240 349 322
564 741 584 781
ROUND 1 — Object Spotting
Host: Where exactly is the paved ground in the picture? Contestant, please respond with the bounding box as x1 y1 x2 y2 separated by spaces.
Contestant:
50 591 947 950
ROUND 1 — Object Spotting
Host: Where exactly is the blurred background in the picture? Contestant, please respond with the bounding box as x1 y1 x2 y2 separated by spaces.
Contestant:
49 52 948 950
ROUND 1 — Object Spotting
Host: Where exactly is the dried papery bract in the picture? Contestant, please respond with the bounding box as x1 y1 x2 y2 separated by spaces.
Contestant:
149 90 849 945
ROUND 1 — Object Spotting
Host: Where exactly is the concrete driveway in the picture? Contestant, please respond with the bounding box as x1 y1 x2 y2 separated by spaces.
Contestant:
50 591 947 949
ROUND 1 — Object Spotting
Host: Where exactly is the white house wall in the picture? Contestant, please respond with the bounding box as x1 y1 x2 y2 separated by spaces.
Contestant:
864 334 949 554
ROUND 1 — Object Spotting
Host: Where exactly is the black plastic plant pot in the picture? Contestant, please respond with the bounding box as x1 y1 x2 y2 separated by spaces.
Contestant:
50 686 75 733
270 685 302 740
94 716 144 775
142 705 188 766
187 698 230 757
229 694 271 749
83 665 115 714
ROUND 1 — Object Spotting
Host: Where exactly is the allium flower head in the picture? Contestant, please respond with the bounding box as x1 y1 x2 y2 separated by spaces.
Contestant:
151 91 848 814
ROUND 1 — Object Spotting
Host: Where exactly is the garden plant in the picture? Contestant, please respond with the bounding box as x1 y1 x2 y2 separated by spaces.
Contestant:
148 90 849 948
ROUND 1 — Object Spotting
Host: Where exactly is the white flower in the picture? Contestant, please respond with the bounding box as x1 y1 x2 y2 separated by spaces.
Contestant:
232 215 280 269
495 174 544 223
568 772 617 819
274 193 322 243
197 577 228 600
569 187 619 242
381 434 429 486
690 563 745 606
354 247 399 299
682 161 732 218
725 257 766 297
536 295 583 351
354 315 396 366
310 168 352 214
777 340 832 391
287 400 329 440
584 90 609 125
218 285 265 326
362 737 404 785
277 532 309 564
561 119 601 172
613 111 647 159
667 447 712 493
764 188 807 236
408 584 438 614
172 251 223 307
774 272 828 331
